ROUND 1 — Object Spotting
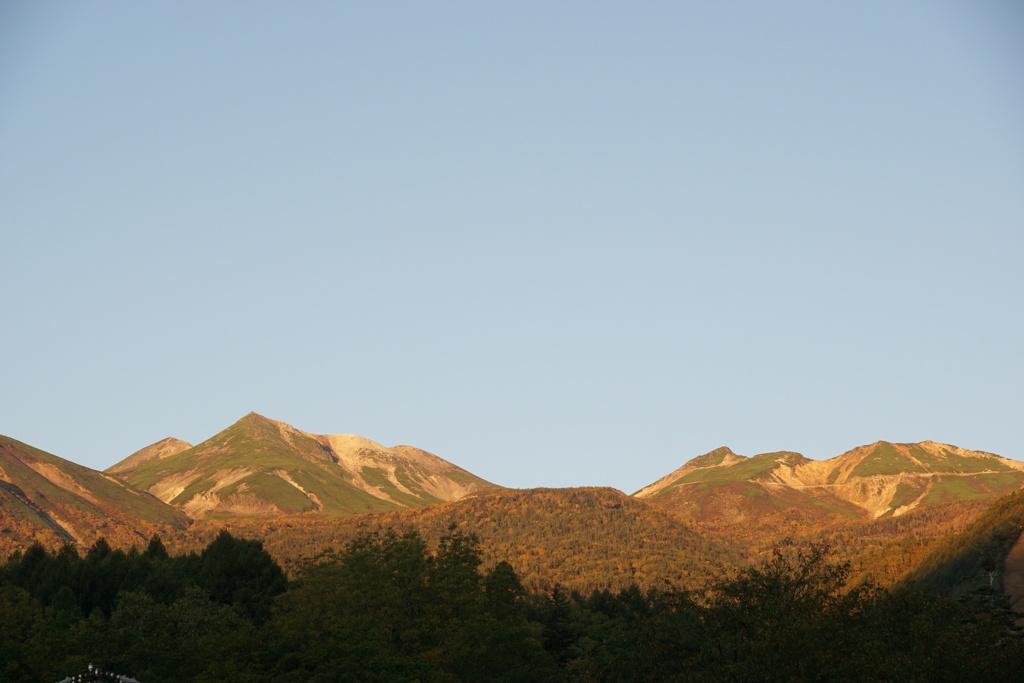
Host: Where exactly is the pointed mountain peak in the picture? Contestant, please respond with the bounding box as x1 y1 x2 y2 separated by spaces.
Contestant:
156 436 192 449
237 411 290 430
215 412 311 446
633 447 742 498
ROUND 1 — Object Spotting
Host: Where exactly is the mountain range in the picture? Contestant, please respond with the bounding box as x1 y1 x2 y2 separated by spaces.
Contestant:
2 412 1024 595
634 441 1024 524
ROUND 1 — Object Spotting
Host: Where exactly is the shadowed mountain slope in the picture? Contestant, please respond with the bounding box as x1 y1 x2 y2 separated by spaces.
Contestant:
903 485 1024 604
108 413 498 520
0 434 188 555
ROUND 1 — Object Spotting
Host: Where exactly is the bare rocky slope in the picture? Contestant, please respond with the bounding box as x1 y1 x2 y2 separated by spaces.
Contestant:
635 441 1024 524
107 412 499 520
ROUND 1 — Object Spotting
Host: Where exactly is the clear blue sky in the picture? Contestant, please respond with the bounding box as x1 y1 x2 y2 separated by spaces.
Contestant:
2 2 1022 493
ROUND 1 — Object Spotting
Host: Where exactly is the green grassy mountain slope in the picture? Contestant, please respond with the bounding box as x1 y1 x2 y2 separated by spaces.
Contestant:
107 412 498 520
636 441 1024 525
0 434 189 555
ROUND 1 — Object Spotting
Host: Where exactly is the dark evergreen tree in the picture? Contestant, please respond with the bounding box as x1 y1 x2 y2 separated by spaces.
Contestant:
194 529 287 621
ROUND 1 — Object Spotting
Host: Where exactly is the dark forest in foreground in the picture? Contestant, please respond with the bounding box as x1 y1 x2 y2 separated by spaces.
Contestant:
3 527 1023 683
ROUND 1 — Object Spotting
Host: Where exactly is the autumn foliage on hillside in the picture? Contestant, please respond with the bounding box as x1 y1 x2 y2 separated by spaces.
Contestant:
706 498 996 587
165 487 740 592
132 485 1005 597
906 486 1024 598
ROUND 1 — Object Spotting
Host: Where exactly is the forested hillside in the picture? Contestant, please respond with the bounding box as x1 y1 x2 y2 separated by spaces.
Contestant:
3 528 1023 682
165 487 740 592
703 498 997 588
905 486 1024 600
